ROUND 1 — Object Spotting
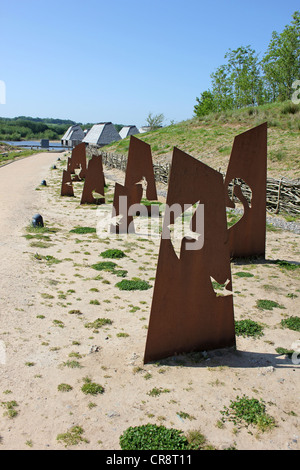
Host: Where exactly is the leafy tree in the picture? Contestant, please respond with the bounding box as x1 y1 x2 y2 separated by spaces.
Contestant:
210 64 235 111
224 45 264 107
145 112 165 130
261 11 300 101
194 90 216 116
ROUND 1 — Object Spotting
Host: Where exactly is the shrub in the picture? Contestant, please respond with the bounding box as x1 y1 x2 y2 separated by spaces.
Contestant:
221 395 275 432
235 319 264 338
119 424 189 450
69 227 96 234
280 316 300 332
81 378 104 396
116 279 152 291
256 299 284 310
84 318 112 330
100 249 126 259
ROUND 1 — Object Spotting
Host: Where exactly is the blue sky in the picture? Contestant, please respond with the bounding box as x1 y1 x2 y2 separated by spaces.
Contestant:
0 0 299 127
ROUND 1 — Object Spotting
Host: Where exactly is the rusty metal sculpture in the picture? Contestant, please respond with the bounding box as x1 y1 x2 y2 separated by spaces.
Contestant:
144 147 235 364
125 135 158 202
110 182 143 234
81 154 106 204
68 142 87 180
60 169 74 197
110 135 158 233
224 122 267 259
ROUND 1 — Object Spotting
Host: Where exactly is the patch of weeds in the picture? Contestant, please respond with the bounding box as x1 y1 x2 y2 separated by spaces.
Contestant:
68 309 83 315
58 383 73 392
84 318 112 330
1 400 18 418
119 424 189 450
91 261 128 278
62 360 82 369
90 299 100 305
34 253 62 265
186 430 211 450
280 316 300 332
286 293 298 299
53 319 65 328
177 411 196 421
116 332 129 337
234 271 254 278
116 279 152 291
36 314 45 319
274 259 299 271
221 395 275 432
56 426 88 447
256 299 284 310
91 261 117 271
81 377 104 395
69 227 96 234
100 249 126 259
275 347 295 358
235 319 264 338
147 387 171 397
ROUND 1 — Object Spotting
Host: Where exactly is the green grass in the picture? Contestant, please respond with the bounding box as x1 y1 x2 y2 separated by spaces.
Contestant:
100 249 126 259
0 147 41 166
221 395 275 432
91 261 128 278
234 271 254 278
84 318 112 330
119 424 189 450
69 226 96 234
256 299 284 310
115 279 152 291
235 319 264 338
56 426 88 447
280 316 300 332
81 377 104 396
274 259 300 271
102 100 300 179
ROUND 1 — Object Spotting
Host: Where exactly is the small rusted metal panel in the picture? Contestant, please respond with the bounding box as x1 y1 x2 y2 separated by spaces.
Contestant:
80 155 105 204
224 122 267 258
110 182 143 234
60 169 74 197
124 135 158 201
144 147 235 364
68 142 87 180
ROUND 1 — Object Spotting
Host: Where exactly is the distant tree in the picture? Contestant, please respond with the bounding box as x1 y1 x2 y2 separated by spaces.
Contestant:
224 45 265 107
194 90 216 117
210 64 235 111
145 112 165 130
262 11 300 102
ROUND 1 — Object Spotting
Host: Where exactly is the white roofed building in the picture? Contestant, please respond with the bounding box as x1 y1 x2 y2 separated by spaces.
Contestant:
61 124 85 147
83 122 121 147
119 125 140 139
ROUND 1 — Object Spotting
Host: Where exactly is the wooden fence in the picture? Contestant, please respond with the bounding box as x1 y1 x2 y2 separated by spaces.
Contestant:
87 147 300 216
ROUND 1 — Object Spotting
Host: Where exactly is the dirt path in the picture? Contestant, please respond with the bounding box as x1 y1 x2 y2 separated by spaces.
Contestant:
0 153 299 450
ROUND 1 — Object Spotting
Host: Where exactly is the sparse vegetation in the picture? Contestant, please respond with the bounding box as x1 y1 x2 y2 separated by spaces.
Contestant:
280 316 300 331
56 426 88 447
221 395 275 431
235 319 264 338
115 279 152 291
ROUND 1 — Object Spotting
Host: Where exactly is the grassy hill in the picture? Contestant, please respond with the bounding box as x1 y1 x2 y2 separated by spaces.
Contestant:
103 101 300 180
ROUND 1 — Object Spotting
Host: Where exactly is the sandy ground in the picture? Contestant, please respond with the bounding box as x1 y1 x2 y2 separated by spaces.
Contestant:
0 151 299 450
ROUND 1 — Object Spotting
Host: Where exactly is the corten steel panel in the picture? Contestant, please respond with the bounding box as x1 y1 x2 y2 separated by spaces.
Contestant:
144 147 235 364
110 182 143 234
60 170 74 197
68 142 87 179
124 135 158 201
80 155 106 204
224 122 267 259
